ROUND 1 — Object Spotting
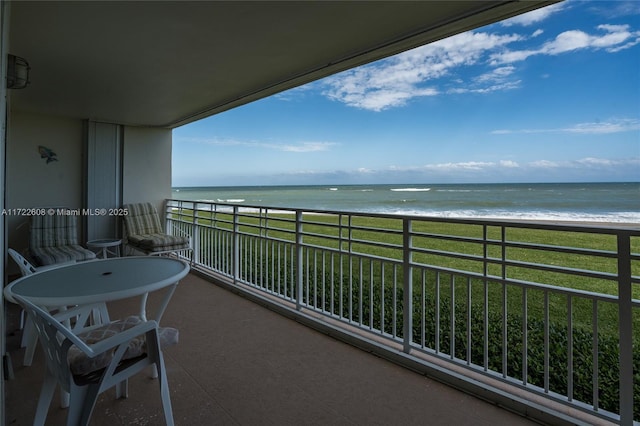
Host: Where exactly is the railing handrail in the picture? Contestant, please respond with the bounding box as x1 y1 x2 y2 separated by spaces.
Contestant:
169 198 640 234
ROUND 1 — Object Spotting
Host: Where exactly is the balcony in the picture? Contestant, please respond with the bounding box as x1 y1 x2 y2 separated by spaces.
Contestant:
6 272 539 425
6 2 613 424
4 198 638 425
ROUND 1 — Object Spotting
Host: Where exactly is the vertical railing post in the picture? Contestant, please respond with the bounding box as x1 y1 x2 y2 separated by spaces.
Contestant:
192 203 199 265
617 231 633 425
295 210 303 310
482 224 489 371
164 200 171 235
403 218 413 353
233 205 240 284
501 226 508 377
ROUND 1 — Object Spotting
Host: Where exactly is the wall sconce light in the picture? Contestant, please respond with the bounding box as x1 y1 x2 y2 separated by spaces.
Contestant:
7 54 30 89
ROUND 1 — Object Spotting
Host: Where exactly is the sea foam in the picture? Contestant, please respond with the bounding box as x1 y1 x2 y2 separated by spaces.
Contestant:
390 188 431 192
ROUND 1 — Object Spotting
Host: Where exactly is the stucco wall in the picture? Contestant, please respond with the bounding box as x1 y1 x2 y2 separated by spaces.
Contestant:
6 111 84 255
122 125 172 222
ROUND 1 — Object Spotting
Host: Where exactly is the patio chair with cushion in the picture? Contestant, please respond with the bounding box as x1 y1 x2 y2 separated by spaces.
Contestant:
28 212 96 266
122 202 191 260
6 249 109 366
13 294 177 425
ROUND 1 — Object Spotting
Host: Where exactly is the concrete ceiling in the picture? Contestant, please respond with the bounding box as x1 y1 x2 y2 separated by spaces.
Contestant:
8 1 557 129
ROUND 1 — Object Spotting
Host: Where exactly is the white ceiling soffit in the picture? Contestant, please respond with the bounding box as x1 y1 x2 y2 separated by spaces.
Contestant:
8 1 558 128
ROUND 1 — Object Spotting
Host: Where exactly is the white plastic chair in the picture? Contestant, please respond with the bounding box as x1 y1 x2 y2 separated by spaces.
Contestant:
8 248 39 334
6 249 109 366
8 247 41 277
13 294 175 426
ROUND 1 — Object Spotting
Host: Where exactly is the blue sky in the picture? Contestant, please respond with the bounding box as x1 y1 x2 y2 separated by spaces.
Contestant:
172 1 640 187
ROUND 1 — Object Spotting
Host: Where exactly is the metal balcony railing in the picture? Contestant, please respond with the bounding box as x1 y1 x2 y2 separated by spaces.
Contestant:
165 198 640 425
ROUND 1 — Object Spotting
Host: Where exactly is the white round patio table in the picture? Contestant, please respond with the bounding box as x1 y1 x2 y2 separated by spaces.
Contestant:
5 256 189 321
87 238 122 259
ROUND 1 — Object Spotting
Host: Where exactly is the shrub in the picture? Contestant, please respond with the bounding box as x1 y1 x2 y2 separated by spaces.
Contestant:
410 296 637 419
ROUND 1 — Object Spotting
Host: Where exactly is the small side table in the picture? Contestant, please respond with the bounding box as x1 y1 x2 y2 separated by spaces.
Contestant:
87 238 122 259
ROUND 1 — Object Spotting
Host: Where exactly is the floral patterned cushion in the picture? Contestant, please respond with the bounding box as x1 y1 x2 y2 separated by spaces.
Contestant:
68 316 179 375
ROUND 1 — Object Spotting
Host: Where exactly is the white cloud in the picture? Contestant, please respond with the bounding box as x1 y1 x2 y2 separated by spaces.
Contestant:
475 66 516 83
357 167 373 174
385 157 639 177
529 157 640 172
274 82 316 101
544 30 592 54
567 157 640 170
280 142 336 152
352 157 637 177
501 3 565 27
323 31 521 111
491 118 640 135
489 49 536 64
523 157 640 179
564 119 640 134
447 66 523 94
423 161 496 171
530 160 560 168
491 24 640 64
448 80 522 94
316 3 638 112
180 157 639 187
575 157 617 167
180 137 337 152
500 160 519 168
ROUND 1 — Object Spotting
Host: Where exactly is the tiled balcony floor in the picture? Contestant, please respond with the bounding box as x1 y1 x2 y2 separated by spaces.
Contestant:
5 272 540 425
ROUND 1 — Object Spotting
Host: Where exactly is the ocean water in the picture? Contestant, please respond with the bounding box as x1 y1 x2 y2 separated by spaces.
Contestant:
171 182 640 223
